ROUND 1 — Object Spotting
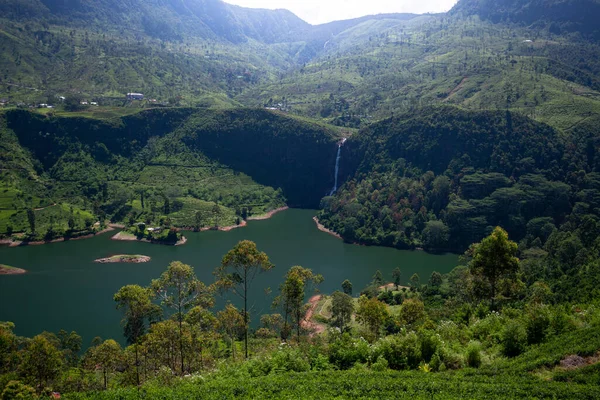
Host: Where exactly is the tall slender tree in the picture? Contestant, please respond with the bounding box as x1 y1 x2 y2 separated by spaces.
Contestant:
469 226 519 309
275 266 323 341
217 304 244 361
152 262 214 374
114 285 161 386
214 240 273 358
330 291 354 332
392 267 402 290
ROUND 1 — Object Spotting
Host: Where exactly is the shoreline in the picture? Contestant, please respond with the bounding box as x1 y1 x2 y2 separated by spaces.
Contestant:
0 206 290 248
111 231 188 246
247 206 289 221
177 206 289 233
313 217 343 240
1 227 115 248
0 264 27 275
94 255 151 264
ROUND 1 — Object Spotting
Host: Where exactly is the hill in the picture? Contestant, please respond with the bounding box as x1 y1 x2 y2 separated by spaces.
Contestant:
317 107 583 251
0 107 340 238
451 0 600 41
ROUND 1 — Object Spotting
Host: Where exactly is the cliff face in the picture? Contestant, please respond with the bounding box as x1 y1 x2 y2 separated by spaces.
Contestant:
3 108 341 208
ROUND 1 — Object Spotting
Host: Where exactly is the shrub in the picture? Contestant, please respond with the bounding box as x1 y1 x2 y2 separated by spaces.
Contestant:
376 332 422 370
471 311 504 345
466 341 482 368
420 332 440 362
501 320 527 357
371 356 389 371
328 334 369 370
525 304 551 345
271 348 310 373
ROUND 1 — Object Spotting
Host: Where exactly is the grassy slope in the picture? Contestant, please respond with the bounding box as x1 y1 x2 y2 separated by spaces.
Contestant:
63 325 600 399
240 16 600 133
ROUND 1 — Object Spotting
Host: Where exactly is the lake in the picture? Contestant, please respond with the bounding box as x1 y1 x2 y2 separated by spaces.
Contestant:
0 209 459 345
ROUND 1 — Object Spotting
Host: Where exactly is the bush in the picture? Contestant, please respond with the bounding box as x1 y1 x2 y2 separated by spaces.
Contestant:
271 348 310 373
502 320 527 357
471 311 504 345
525 304 551 345
420 332 440 362
371 356 389 371
328 334 369 370
376 333 422 370
1 380 36 400
466 341 482 368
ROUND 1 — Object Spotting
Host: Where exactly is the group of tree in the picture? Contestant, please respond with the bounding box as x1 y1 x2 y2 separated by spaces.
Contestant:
2 227 600 397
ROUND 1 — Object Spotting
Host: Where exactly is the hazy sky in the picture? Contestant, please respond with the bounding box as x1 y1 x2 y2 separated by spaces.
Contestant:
223 0 459 25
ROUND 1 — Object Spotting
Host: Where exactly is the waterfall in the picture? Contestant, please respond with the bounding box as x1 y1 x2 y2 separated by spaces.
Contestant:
329 138 346 196
329 146 341 196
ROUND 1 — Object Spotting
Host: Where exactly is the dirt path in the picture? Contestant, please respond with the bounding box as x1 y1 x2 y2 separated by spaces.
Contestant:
34 203 57 211
444 77 468 102
301 295 327 337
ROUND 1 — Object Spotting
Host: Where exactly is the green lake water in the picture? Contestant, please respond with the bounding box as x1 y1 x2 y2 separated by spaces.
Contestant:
0 209 459 345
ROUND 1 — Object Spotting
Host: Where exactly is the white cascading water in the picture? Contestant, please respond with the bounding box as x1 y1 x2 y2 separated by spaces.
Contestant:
329 138 346 196
329 145 342 196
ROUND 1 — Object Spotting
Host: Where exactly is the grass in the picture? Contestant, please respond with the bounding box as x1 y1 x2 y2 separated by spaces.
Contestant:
61 369 600 399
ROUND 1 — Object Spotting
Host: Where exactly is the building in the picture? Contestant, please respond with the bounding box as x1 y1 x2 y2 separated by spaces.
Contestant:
126 93 144 100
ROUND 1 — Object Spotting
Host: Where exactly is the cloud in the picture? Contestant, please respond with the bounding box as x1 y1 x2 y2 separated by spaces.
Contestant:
223 0 459 24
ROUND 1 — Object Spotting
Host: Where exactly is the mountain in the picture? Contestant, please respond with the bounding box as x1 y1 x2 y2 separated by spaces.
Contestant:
451 0 600 40
1 0 309 43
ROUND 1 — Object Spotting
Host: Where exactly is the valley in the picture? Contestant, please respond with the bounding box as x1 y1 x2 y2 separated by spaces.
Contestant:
1 0 600 399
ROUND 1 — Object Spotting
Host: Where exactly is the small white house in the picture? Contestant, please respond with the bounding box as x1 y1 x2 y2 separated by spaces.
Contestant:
126 93 144 100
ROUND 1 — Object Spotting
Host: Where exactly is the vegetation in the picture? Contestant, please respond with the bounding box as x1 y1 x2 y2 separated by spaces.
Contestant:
1 230 600 398
2 0 600 398
0 107 339 240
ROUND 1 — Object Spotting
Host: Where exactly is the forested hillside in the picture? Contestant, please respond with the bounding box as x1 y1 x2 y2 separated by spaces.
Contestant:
318 107 571 250
2 1 600 399
0 108 340 239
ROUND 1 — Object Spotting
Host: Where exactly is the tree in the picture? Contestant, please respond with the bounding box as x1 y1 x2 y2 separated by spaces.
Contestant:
372 270 384 286
217 304 244 360
259 314 284 338
87 339 122 389
1 381 36 399
330 291 354 332
56 329 82 368
392 267 402 290
429 271 443 287
275 266 323 341
341 279 353 295
152 262 214 374
68 215 75 231
423 220 450 250
355 296 389 340
214 240 274 358
400 298 425 325
27 209 35 234
64 95 83 111
410 273 420 290
185 306 217 369
469 226 519 308
19 335 63 392
212 204 222 228
114 285 162 385
163 195 170 215
194 210 206 231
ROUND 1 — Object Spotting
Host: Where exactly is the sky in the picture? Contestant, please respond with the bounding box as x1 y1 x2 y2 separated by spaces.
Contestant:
223 0 460 25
